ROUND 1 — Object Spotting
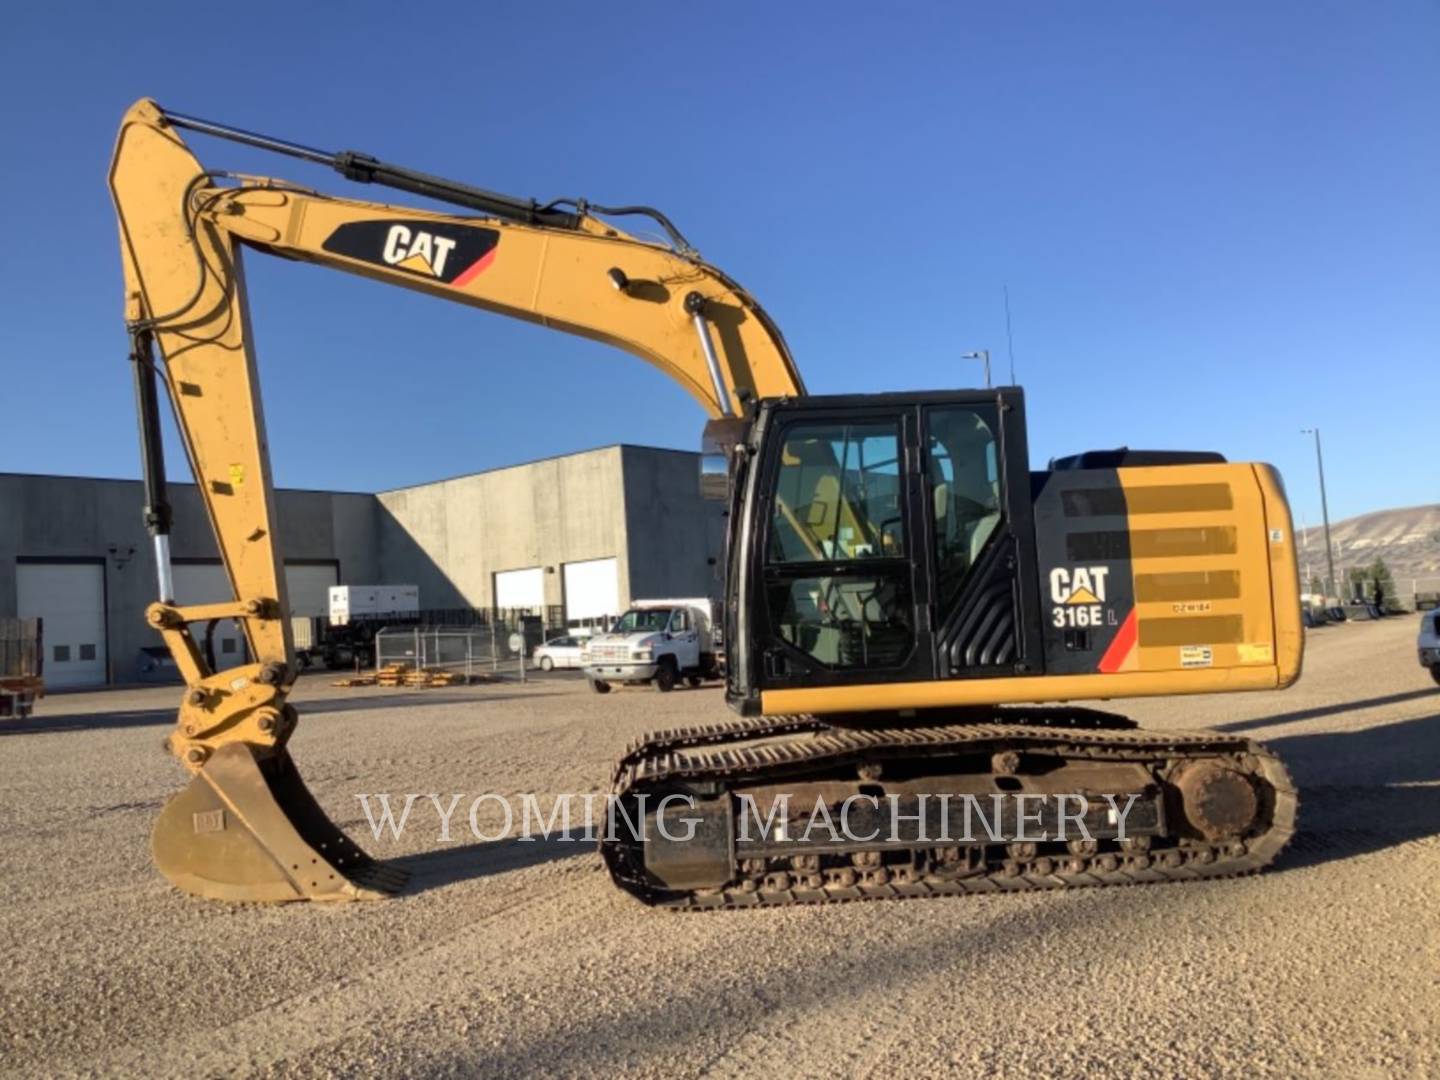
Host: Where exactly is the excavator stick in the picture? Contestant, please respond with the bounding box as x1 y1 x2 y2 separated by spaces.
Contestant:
153 743 407 902
111 102 425 903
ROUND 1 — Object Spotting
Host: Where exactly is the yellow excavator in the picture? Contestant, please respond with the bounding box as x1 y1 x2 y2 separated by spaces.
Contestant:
110 99 1301 908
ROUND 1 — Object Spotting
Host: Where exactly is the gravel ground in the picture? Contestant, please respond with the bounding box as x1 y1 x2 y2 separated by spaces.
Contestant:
1 619 1436 1078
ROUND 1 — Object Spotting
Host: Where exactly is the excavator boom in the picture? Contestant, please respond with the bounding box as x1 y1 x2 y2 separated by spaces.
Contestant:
109 98 799 902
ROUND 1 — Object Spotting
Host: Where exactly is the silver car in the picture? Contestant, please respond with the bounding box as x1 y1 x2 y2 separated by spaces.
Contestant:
533 635 586 671
1419 610 1440 685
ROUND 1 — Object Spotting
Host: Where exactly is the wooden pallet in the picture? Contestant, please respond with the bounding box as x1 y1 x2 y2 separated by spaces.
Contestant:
330 675 377 687
335 664 502 689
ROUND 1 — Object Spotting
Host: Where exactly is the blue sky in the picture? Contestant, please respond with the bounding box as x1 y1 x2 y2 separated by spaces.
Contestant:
1 1 1435 526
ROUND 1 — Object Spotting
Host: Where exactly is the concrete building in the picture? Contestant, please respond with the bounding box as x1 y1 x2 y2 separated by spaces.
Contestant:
0 446 722 688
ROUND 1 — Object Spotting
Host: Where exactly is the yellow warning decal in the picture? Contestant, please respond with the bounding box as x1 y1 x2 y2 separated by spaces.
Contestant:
1237 642 1274 664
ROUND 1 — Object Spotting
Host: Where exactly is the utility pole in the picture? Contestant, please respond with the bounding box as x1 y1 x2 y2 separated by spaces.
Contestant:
962 349 992 389
1301 428 1337 601
1297 513 1313 598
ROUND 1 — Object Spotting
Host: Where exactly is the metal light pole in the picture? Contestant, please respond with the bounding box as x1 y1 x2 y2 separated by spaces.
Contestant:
962 349 992 388
1301 428 1336 602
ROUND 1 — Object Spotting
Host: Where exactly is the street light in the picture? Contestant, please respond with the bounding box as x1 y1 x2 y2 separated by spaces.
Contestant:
1301 428 1337 602
961 349 992 388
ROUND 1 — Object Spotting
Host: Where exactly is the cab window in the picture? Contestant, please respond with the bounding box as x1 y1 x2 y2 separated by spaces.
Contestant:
769 422 903 563
926 407 1002 605
764 418 914 671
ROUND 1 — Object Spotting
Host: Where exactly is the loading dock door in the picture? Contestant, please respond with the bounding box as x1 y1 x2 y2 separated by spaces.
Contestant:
283 564 338 650
17 562 107 688
284 564 339 617
172 563 340 660
172 564 246 663
495 567 545 613
562 558 619 622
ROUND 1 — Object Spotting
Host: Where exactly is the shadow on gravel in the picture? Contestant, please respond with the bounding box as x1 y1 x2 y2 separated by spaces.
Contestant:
1210 687 1438 733
1269 710 1440 872
0 707 174 735
299 691 563 717
393 831 589 893
1 691 565 736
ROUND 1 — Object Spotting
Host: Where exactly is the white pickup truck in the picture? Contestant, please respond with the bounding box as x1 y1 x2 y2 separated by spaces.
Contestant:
582 598 721 693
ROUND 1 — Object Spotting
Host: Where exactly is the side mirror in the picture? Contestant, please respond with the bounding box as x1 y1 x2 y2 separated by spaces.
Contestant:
699 453 728 501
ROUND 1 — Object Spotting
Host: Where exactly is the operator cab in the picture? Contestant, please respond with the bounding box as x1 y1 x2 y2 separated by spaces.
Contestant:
722 387 1042 714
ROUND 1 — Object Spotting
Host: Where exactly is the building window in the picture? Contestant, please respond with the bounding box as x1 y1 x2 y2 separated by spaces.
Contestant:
79 644 97 661
53 645 70 663
221 638 237 654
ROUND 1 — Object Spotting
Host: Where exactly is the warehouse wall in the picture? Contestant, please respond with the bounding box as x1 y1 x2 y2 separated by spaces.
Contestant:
0 445 715 685
375 447 630 609
0 474 379 682
620 447 726 602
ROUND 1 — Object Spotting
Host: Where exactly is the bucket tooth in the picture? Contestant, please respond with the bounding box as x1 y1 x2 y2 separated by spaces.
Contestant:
152 742 406 902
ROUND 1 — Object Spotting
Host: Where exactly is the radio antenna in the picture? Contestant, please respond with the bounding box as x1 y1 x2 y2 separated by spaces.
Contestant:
1003 285 1017 385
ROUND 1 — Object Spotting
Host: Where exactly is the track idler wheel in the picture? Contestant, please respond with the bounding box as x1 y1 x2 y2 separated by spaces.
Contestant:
1171 761 1260 841
151 743 408 902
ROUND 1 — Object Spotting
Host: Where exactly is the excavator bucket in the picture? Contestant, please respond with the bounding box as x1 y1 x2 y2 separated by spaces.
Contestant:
152 743 408 902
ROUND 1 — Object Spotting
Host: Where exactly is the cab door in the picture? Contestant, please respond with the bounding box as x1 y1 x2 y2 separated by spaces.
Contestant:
667 608 700 669
921 394 1042 678
752 405 934 690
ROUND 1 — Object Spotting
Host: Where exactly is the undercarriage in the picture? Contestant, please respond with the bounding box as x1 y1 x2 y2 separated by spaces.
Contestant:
600 708 1297 909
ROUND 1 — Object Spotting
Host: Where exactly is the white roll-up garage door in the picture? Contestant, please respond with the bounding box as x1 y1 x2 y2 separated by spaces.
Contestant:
17 562 107 688
562 558 619 621
494 567 545 612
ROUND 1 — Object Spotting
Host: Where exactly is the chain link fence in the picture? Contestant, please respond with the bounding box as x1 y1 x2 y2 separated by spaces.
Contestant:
375 625 505 679
372 607 571 680
1332 575 1440 613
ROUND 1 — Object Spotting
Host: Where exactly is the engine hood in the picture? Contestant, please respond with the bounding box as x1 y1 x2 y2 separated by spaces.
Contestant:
586 632 663 648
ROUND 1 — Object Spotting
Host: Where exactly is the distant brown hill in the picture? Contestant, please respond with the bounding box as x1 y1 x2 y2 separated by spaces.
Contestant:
1296 504 1440 587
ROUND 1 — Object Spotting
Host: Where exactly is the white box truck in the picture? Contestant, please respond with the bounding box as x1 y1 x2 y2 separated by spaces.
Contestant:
581 598 720 693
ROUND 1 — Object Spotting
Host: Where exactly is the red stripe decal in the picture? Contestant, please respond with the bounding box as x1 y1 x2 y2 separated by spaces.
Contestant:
1098 608 1138 673
451 248 497 286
